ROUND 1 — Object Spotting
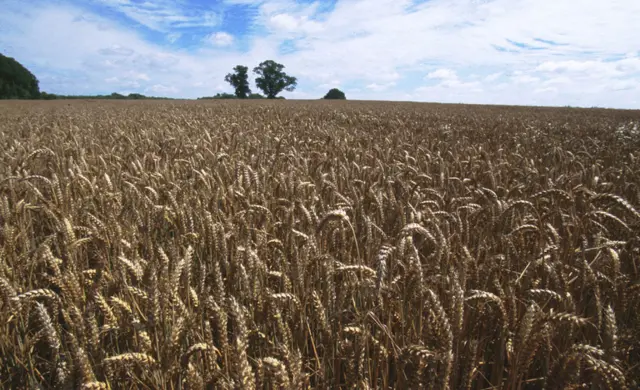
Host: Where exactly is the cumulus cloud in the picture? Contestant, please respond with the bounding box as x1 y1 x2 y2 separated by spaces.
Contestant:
426 69 458 81
425 68 481 90
206 32 234 47
269 14 298 31
366 82 396 92
267 13 323 35
512 74 540 84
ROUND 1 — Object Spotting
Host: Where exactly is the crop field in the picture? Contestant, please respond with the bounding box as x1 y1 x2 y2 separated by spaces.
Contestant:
1 99 640 389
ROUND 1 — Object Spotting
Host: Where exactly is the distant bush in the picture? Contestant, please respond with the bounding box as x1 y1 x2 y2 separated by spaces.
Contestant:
199 92 267 100
40 91 57 100
323 88 346 100
198 93 237 100
0 53 40 99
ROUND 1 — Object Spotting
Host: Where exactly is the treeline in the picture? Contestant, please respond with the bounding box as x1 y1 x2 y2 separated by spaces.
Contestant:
0 53 173 101
1 54 175 101
40 92 173 100
2 52 347 101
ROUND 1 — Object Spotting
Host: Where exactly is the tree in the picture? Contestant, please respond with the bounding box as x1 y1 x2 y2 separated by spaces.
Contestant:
0 53 40 99
224 65 252 99
323 88 346 100
253 60 297 99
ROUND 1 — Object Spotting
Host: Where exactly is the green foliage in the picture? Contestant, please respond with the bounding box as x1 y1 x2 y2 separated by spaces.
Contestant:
253 60 297 99
198 93 237 100
225 65 252 98
323 88 346 100
40 92 57 100
0 53 40 99
39 92 171 100
198 92 266 100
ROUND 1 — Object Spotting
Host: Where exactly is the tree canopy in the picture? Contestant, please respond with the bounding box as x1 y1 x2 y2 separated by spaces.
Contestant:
224 65 252 99
0 53 40 99
253 60 297 99
323 88 346 100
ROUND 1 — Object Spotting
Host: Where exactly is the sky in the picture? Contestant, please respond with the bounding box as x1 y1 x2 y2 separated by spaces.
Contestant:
1 0 639 108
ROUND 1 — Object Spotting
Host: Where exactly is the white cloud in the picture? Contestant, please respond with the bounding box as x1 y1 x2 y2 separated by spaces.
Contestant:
484 72 502 82
366 82 396 91
512 74 540 84
534 86 557 94
269 14 298 31
267 13 323 34
426 68 458 81
535 58 640 81
536 60 617 75
146 84 178 94
424 68 482 91
542 76 571 86
611 79 637 91
318 80 341 89
206 32 234 47
616 56 640 73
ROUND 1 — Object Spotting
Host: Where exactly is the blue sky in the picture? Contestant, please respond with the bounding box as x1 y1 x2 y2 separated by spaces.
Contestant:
1 0 639 108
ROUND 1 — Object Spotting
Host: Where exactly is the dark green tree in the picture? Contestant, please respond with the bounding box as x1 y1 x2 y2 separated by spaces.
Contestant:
253 60 297 99
323 88 346 100
224 65 252 98
0 53 40 99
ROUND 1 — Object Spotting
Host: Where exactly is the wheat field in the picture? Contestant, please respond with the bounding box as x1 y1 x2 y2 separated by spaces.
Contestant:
0 100 639 389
